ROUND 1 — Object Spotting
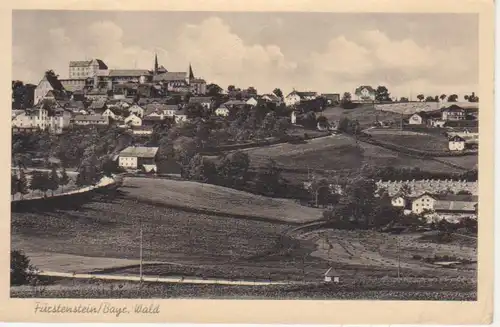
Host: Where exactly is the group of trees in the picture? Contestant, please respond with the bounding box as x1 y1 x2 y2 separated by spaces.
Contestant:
11 167 70 199
414 93 478 103
360 166 478 182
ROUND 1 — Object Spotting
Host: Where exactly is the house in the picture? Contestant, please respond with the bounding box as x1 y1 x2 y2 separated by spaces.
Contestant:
429 119 446 128
163 104 182 118
391 195 407 208
411 193 438 214
118 146 159 172
222 100 247 108
153 62 206 94
321 93 340 106
246 97 259 107
131 127 154 136
408 113 424 125
442 105 466 121
188 96 213 109
215 106 230 117
69 59 108 79
128 104 145 118
34 72 67 105
72 114 109 126
142 115 165 127
86 89 108 102
102 108 118 120
433 194 478 215
284 91 318 107
124 113 142 127
324 267 340 283
354 86 376 102
174 109 188 124
261 93 282 105
143 104 166 118
88 99 107 113
448 135 466 151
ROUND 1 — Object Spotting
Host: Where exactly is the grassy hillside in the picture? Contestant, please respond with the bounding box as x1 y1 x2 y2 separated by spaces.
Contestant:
243 134 465 176
319 105 401 127
121 177 322 223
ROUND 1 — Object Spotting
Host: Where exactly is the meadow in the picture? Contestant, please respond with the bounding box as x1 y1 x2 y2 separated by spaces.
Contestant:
319 105 401 128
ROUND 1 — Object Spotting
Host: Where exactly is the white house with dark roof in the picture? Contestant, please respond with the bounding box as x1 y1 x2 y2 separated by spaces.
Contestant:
188 96 213 109
69 59 108 79
261 93 282 105
124 113 142 127
284 91 318 107
448 135 466 151
118 146 159 172
354 85 376 102
128 104 145 118
215 105 230 117
34 72 67 105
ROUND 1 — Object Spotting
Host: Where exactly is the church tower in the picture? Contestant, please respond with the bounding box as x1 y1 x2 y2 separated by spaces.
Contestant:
186 63 195 84
154 53 159 75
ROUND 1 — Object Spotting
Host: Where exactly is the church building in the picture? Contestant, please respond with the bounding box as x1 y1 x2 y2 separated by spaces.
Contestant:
152 54 207 95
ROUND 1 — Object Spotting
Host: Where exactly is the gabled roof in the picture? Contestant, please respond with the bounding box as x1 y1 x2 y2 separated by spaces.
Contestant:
435 194 478 202
70 59 107 69
108 69 152 77
142 116 165 122
73 114 108 122
442 104 465 112
288 91 317 98
189 96 213 104
449 135 465 142
262 93 281 101
321 93 340 99
325 267 340 277
88 100 107 110
223 100 247 106
119 146 159 158
355 85 375 95
153 72 187 82
191 78 206 83
164 104 181 111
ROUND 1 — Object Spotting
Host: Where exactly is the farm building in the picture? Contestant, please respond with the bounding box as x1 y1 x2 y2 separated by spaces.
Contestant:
442 105 466 121
284 91 318 107
408 113 424 125
410 192 478 215
354 85 375 102
124 113 142 127
448 135 466 151
324 267 340 283
215 106 229 117
118 146 159 172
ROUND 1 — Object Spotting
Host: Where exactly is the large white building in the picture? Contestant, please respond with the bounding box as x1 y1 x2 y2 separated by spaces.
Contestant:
11 107 67 134
69 59 108 79
118 146 159 172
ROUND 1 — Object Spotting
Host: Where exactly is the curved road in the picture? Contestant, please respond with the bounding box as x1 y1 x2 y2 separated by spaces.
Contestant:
37 271 300 286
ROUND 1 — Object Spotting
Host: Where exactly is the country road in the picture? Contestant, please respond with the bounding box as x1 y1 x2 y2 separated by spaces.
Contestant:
36 271 300 286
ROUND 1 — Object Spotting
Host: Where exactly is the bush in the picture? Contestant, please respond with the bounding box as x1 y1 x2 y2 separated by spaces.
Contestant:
412 254 422 260
11 250 36 286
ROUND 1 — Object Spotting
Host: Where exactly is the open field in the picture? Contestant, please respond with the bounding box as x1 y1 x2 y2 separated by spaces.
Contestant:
320 105 401 127
300 229 476 278
365 130 449 152
435 156 478 170
121 177 323 223
242 134 465 175
11 276 475 300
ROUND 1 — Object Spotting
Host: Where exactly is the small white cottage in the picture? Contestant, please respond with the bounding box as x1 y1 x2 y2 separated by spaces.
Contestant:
449 135 466 151
324 267 340 283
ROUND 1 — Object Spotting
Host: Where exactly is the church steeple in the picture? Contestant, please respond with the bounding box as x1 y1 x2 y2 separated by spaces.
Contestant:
154 53 159 75
188 63 194 79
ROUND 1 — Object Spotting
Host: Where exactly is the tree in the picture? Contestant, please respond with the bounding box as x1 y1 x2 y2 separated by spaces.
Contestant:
59 167 70 192
464 95 469 101
247 86 257 95
399 97 409 102
440 94 447 101
207 83 223 97
273 88 283 99
49 166 60 196
425 96 437 102
11 173 19 200
11 250 36 286
467 92 479 102
417 94 425 102
227 85 236 92
254 159 282 195
29 170 50 197
375 86 391 102
447 94 458 102
17 169 29 199
217 151 250 187
185 154 217 182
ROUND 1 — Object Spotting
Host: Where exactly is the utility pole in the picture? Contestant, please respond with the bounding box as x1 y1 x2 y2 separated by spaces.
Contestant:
397 236 401 279
139 221 143 283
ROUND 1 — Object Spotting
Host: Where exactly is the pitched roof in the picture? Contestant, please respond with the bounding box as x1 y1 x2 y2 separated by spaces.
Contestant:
119 146 158 158
262 93 281 101
69 59 107 69
442 104 465 112
153 72 186 82
189 96 213 104
321 93 340 99
325 267 340 277
73 114 108 122
191 78 206 83
143 115 165 121
88 100 107 109
289 91 317 98
223 100 247 106
355 85 376 95
435 194 478 202
434 200 477 212
164 104 181 111
108 69 152 77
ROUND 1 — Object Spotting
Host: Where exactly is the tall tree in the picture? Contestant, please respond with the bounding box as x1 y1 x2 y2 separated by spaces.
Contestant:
227 85 236 92
273 88 283 99
11 173 19 200
207 83 223 97
447 94 458 102
375 86 391 102
247 86 258 95
17 169 29 199
417 94 425 102
59 167 70 192
440 94 447 101
254 159 282 195
49 166 60 196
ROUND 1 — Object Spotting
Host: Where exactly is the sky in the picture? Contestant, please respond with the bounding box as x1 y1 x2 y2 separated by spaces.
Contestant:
12 11 478 98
